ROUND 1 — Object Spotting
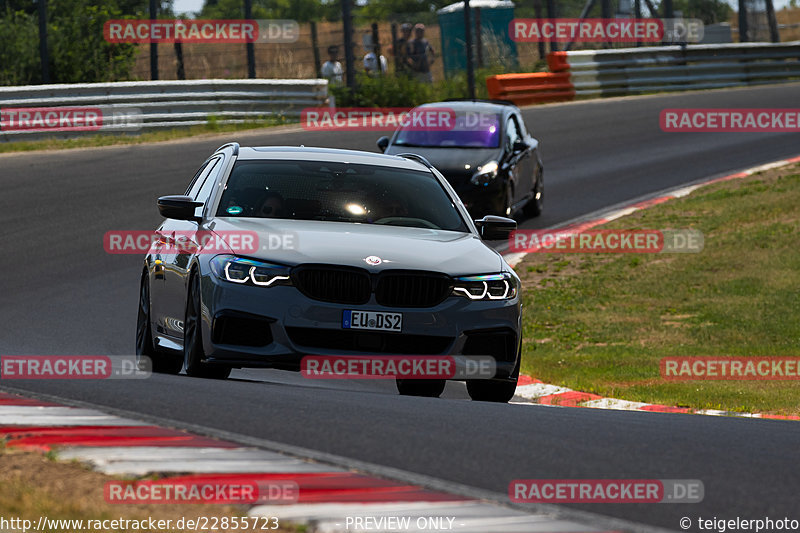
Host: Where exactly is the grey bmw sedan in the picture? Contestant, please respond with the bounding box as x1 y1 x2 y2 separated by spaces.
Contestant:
136 143 522 402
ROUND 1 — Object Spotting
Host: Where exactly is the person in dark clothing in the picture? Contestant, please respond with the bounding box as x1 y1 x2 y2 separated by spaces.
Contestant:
395 23 413 75
408 23 435 83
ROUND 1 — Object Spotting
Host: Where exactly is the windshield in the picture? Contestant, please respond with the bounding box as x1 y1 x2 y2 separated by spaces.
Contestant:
215 160 468 232
393 111 501 148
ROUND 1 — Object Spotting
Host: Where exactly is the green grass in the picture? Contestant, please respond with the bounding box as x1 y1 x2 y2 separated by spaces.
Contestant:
517 165 800 415
0 116 296 154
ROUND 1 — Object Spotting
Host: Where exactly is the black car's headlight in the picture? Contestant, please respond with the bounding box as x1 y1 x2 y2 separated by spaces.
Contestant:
470 160 499 186
210 255 291 287
452 272 517 300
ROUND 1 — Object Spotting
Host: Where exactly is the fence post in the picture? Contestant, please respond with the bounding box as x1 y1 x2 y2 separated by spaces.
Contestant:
533 0 545 60
311 21 322 77
244 0 256 78
391 23 399 72
546 0 558 53
175 42 186 80
149 0 158 80
635 0 642 47
37 0 50 84
765 0 780 42
475 8 483 69
371 22 382 75
738 0 749 42
342 0 356 89
464 0 475 99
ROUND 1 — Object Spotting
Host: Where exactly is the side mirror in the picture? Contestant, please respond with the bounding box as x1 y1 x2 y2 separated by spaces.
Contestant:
474 215 516 240
376 136 390 152
512 139 527 153
158 195 203 221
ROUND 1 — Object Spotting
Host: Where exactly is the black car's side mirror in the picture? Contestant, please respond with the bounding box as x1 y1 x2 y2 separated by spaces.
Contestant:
376 136 390 152
512 139 528 153
474 215 517 240
158 195 203 221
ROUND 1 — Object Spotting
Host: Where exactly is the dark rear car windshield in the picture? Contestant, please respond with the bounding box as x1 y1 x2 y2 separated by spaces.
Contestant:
393 111 501 148
215 160 468 232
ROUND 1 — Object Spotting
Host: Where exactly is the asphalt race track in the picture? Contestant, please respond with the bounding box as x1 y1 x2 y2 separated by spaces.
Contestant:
2 83 800 531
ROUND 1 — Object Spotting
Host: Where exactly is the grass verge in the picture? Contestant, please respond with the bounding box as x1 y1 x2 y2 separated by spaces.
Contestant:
517 163 800 416
0 446 301 532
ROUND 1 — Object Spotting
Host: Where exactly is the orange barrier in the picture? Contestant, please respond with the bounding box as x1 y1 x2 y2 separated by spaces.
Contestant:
546 51 570 72
486 71 574 106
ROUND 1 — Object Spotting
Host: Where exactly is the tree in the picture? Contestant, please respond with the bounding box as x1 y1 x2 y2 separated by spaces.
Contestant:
670 0 732 24
0 0 141 85
200 0 328 21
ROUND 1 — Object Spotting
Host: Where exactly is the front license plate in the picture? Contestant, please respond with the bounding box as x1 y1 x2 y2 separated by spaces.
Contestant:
343 310 402 332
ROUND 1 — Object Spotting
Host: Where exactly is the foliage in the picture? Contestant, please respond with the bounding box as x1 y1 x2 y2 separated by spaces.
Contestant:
200 0 334 22
671 0 733 24
0 0 141 85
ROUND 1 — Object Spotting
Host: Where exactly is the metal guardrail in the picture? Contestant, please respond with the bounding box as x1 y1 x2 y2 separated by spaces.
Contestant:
0 79 328 140
555 41 800 97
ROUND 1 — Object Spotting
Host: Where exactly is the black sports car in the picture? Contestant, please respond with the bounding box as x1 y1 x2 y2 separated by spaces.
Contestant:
377 100 543 219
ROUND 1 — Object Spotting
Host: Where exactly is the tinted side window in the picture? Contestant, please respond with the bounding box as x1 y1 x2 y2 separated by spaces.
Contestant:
186 157 221 199
195 157 224 205
185 160 211 196
505 117 521 150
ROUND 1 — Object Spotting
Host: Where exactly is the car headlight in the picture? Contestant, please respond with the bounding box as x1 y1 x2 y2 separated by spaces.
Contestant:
470 160 499 186
210 255 291 287
452 272 517 300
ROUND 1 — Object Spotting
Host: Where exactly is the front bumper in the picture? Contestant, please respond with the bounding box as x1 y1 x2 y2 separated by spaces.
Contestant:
198 272 521 381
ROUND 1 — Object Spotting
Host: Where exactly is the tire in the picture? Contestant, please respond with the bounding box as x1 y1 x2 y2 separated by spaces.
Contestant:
183 272 231 380
466 353 520 403
396 379 446 398
523 172 543 218
136 272 182 374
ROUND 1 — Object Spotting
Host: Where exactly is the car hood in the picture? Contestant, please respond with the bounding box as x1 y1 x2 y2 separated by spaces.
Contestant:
385 146 502 177
206 218 504 275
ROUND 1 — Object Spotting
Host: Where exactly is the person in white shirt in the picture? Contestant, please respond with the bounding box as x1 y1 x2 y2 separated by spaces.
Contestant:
321 45 343 85
363 45 388 76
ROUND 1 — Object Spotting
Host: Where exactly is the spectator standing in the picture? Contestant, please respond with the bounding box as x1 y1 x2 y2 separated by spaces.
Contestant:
394 23 413 75
321 45 344 85
363 45 388 76
408 23 435 83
